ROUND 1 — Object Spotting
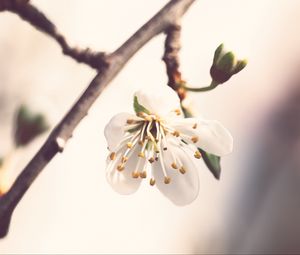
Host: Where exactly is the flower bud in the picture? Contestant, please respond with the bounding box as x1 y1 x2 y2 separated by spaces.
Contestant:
210 43 247 84
14 105 49 147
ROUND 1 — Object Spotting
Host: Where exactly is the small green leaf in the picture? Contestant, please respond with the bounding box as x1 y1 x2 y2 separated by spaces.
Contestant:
199 148 221 180
213 43 224 64
14 105 49 147
133 96 150 115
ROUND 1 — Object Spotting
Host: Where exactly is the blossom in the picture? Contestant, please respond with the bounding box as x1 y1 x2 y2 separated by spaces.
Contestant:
104 86 233 205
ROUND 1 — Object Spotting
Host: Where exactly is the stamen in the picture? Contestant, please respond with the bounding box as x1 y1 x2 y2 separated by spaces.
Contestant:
138 140 144 146
126 119 135 124
174 109 181 116
191 136 199 143
193 123 197 129
138 152 145 158
194 150 202 159
164 176 171 184
121 156 128 163
117 164 125 171
132 171 140 178
109 152 116 160
148 157 155 163
171 162 178 169
179 166 186 174
172 130 180 137
149 178 156 186
126 142 133 149
139 171 147 178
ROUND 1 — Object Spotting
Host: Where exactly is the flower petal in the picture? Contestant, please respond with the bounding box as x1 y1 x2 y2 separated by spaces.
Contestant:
152 140 200 206
134 86 180 117
106 146 142 195
170 117 233 156
104 112 140 151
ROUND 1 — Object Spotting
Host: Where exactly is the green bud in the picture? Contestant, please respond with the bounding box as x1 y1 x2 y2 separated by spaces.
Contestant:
133 96 150 115
14 105 49 147
210 43 247 84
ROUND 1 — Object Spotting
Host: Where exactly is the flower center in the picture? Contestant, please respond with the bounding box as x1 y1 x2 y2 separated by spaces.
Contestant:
108 111 201 186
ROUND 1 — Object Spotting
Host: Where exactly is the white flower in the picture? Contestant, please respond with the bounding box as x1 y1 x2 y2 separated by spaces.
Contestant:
104 86 233 206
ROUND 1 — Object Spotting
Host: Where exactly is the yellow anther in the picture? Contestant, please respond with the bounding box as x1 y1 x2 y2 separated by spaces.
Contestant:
148 157 155 163
194 150 202 159
191 136 199 143
117 164 125 171
126 119 134 124
174 109 181 116
171 162 178 169
164 176 171 184
127 142 133 149
109 152 116 160
172 131 180 137
192 123 197 129
121 156 128 163
138 152 145 158
132 171 139 178
139 171 147 178
150 178 156 186
179 166 186 174
155 150 160 154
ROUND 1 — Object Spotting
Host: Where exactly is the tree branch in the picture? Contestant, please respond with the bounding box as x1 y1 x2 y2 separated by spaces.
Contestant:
0 0 195 237
0 0 108 70
162 23 186 100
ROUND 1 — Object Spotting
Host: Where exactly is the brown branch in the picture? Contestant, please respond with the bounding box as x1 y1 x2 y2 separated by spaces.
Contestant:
0 0 108 70
163 24 186 100
0 0 195 237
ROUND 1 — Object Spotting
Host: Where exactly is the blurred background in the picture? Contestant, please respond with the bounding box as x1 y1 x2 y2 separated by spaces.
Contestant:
0 0 300 253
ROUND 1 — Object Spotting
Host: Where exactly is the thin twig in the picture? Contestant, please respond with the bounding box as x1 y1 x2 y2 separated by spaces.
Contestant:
0 0 195 237
0 0 108 70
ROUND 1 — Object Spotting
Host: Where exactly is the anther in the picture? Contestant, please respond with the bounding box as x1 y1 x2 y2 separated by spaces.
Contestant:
150 178 156 186
148 157 155 163
109 152 116 160
163 147 168 151
194 150 202 159
132 171 139 178
127 142 133 148
179 166 186 174
117 164 125 171
121 156 128 163
174 109 181 116
164 176 171 184
155 157 159 161
138 152 145 158
191 136 199 143
138 140 144 146
171 162 178 169
172 131 180 137
126 119 134 124
139 171 147 178
192 123 197 129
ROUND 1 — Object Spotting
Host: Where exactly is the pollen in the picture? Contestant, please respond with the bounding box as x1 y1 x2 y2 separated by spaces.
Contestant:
132 171 139 178
121 156 128 163
191 136 199 143
174 109 181 116
139 171 147 178
171 162 178 169
127 142 133 148
192 123 197 129
126 119 135 124
150 178 156 186
138 152 145 158
194 150 202 159
172 130 180 137
164 176 171 184
109 152 116 160
179 166 186 174
148 157 155 163
117 164 125 171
